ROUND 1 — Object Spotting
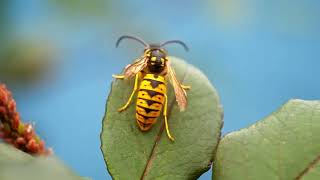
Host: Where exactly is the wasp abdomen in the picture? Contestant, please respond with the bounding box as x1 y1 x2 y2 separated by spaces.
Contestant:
136 74 166 131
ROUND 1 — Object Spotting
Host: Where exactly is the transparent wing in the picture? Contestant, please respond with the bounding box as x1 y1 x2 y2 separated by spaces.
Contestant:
167 60 187 111
123 57 148 78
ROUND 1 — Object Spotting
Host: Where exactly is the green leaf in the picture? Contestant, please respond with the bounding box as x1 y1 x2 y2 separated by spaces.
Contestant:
213 100 320 180
101 57 223 179
0 143 88 180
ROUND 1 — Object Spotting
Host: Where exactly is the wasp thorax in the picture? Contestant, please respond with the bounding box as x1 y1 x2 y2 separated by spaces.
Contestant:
146 48 167 74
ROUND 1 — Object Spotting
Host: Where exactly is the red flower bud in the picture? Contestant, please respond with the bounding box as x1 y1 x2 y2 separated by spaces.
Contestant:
16 137 26 145
0 84 51 156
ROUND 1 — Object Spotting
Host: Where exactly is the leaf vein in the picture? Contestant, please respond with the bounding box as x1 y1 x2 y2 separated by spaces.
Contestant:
140 66 189 180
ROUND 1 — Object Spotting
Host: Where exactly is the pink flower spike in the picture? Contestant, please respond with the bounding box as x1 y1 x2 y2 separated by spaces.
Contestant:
0 83 51 156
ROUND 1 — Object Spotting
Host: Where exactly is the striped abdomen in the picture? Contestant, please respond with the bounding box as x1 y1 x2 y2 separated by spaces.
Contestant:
136 74 166 131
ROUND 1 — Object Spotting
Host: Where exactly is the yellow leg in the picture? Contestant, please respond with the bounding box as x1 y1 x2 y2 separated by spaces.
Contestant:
181 84 191 90
118 74 139 112
112 74 125 79
164 94 175 141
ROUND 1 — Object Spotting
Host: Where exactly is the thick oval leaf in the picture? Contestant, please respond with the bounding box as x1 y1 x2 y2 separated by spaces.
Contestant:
213 100 320 180
101 57 223 179
0 143 88 180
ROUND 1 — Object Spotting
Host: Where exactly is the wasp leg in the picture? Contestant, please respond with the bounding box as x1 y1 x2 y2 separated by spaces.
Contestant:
181 84 191 90
112 74 125 79
164 94 175 141
118 74 139 112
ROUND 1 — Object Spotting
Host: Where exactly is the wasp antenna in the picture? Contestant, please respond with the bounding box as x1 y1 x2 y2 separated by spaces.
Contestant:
116 35 149 48
160 40 189 52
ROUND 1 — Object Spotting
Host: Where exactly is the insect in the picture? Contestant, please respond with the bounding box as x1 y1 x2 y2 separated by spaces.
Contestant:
113 35 190 141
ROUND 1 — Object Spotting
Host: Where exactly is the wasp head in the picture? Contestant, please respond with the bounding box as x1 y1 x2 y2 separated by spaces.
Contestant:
144 44 168 73
115 35 188 74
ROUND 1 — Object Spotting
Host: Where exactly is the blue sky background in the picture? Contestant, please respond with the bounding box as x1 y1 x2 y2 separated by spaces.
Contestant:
2 0 320 179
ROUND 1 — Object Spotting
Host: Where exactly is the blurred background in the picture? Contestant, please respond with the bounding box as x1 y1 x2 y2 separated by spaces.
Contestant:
0 0 319 179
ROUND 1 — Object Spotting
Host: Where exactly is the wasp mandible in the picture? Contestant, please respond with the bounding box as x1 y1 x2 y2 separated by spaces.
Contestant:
113 35 190 141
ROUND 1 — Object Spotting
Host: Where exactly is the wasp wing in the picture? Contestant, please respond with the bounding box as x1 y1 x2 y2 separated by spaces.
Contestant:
123 57 148 78
167 60 187 111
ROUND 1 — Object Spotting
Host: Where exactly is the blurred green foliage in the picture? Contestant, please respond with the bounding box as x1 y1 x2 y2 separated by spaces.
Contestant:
0 143 88 180
0 1 9 47
0 39 56 85
0 0 111 86
49 0 110 17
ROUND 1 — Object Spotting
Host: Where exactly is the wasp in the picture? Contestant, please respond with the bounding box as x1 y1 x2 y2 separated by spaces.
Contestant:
113 35 190 141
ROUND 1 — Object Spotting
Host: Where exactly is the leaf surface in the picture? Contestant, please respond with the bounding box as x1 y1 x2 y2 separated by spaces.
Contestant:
0 143 87 180
101 57 223 180
213 100 320 180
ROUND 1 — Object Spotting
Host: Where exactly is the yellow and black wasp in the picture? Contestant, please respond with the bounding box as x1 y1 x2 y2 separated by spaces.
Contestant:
113 35 190 141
